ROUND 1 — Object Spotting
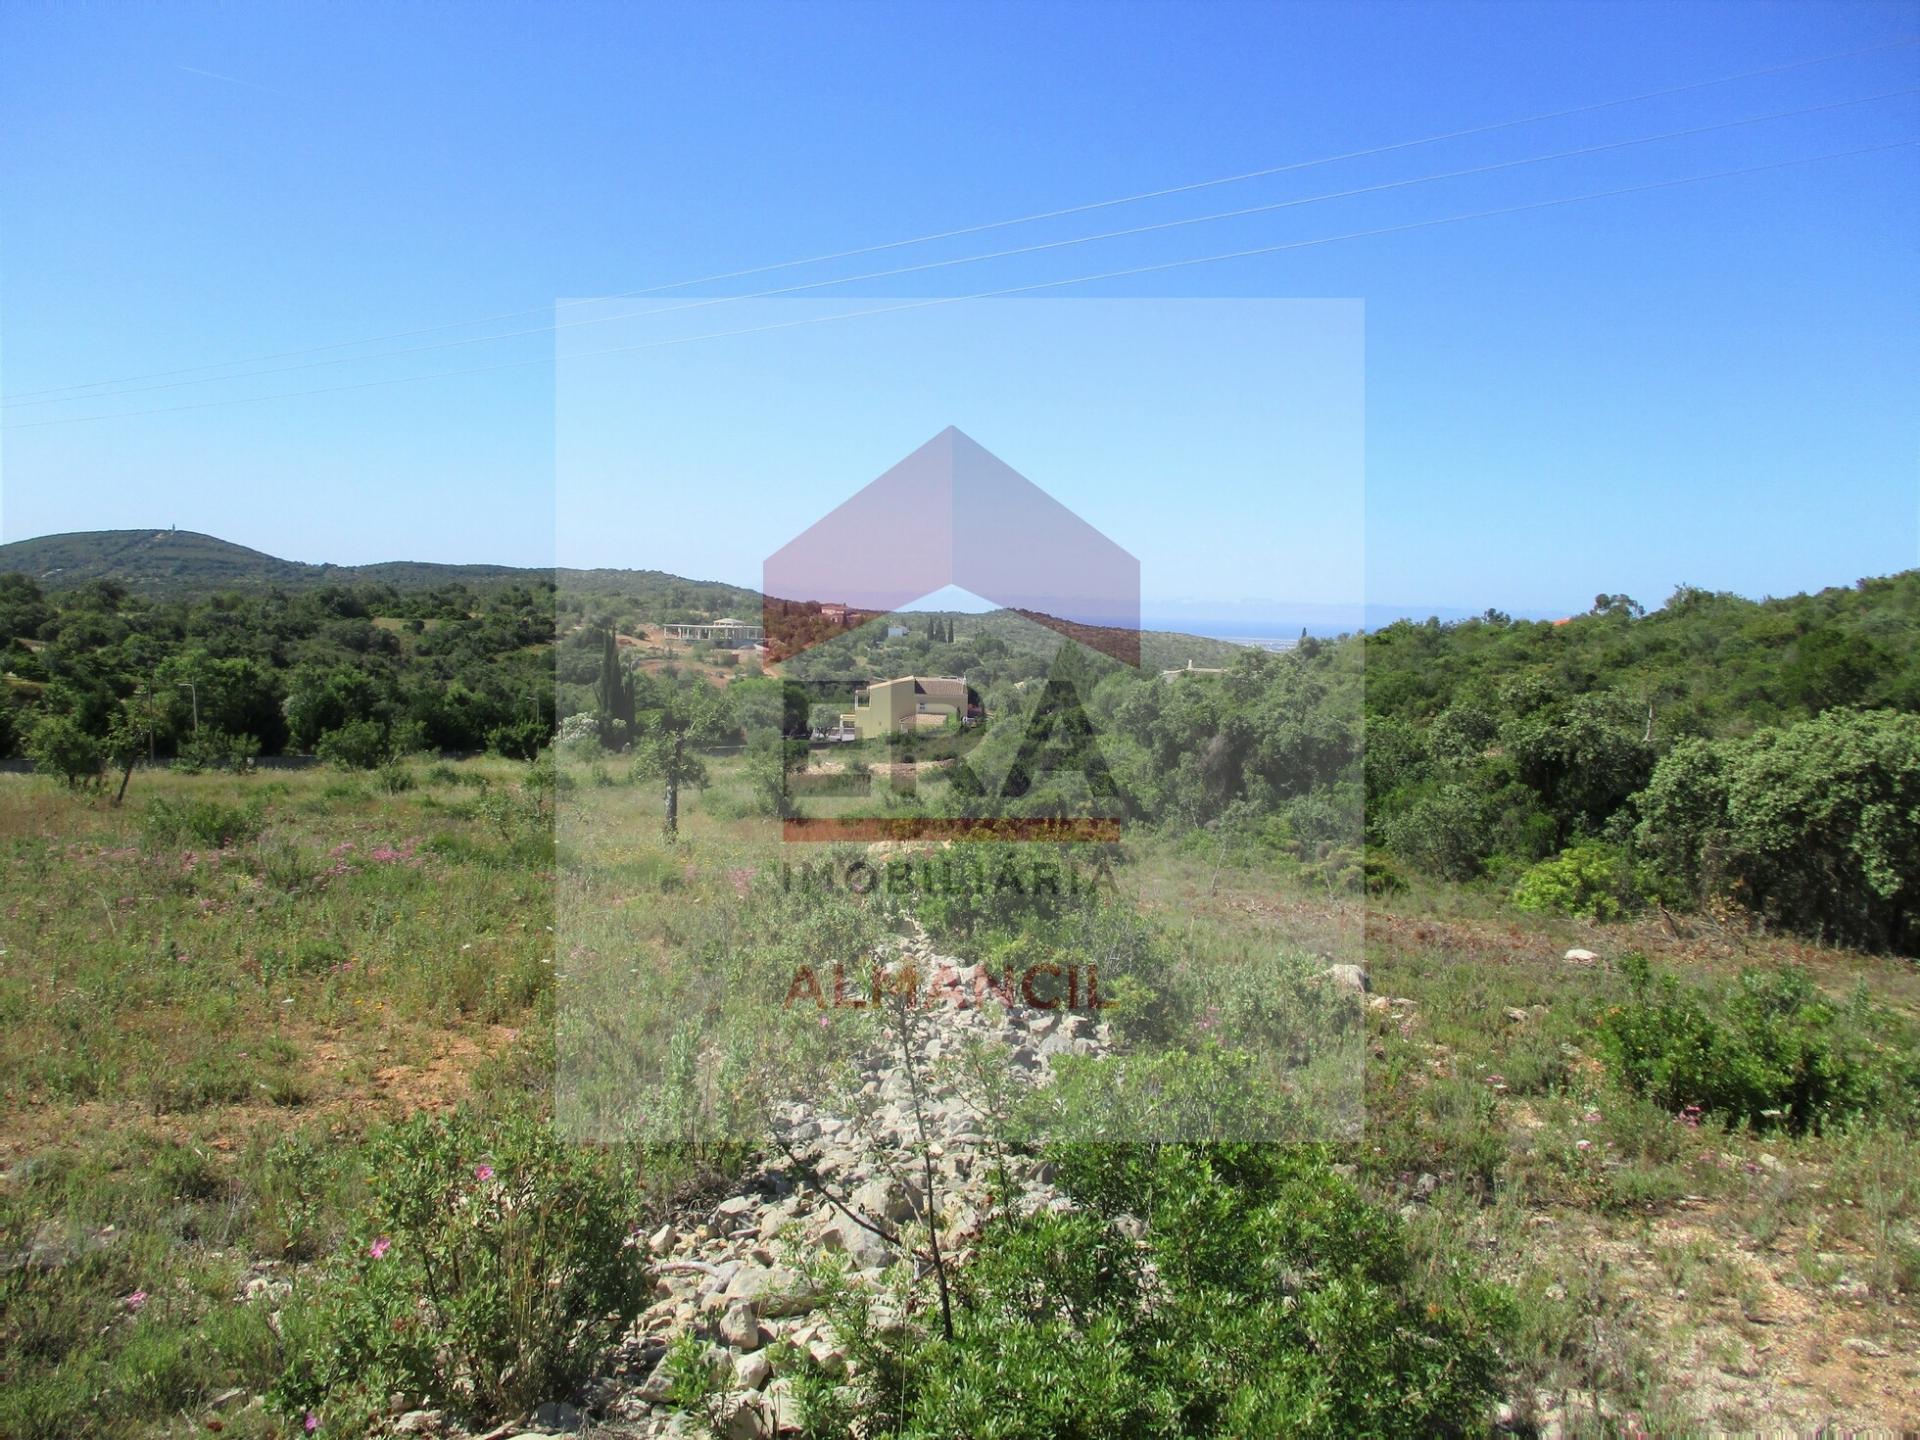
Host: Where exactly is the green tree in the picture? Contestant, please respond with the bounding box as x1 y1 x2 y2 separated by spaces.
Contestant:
24 713 101 788
104 702 155 804
592 628 635 744
283 664 384 751
630 672 728 837
1636 709 1920 952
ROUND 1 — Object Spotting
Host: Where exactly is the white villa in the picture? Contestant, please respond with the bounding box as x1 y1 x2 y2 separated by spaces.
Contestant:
661 618 764 647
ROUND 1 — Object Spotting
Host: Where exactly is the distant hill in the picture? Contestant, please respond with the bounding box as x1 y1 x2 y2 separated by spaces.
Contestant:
0 529 536 595
0 528 1248 667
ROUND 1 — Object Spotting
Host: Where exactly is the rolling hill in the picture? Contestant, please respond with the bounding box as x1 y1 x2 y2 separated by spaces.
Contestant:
0 528 534 594
0 528 1255 668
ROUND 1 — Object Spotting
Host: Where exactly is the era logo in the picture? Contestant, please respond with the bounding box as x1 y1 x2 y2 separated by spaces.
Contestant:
764 428 1138 841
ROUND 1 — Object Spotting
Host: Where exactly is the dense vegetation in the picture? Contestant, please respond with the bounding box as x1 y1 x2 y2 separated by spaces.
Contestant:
0 572 556 763
6 558 1917 953
755 573 1920 954
1357 575 1920 952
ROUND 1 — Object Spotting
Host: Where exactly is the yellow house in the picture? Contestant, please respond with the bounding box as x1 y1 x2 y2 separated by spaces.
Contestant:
842 675 973 740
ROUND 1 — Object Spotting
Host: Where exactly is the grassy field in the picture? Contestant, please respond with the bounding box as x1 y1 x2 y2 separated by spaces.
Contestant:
2 754 1915 1436
0 758 559 1438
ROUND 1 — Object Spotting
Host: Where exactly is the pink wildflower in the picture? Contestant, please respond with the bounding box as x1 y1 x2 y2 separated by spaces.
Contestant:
305 1412 320 1433
474 1163 495 1182
368 1236 392 1260
1575 1139 1593 1151
124 1290 148 1310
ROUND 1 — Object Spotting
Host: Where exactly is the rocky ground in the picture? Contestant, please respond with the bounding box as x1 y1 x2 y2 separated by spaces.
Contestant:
391 924 1114 1440
347 922 1918 1440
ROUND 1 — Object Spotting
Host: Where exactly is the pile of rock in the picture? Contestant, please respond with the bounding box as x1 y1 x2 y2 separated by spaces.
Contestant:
568 927 1114 1438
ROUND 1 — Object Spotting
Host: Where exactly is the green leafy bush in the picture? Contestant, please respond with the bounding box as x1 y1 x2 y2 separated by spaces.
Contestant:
140 795 267 848
779 1143 1510 1438
24 713 101 788
1512 843 1646 920
375 756 415 794
315 718 390 770
1362 850 1408 896
271 1108 648 1431
487 716 549 761
171 727 260 774
1599 955 1879 1133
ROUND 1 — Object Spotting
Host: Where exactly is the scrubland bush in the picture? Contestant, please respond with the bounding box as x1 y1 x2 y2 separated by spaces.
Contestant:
314 718 390 770
271 1108 648 1431
24 713 101 787
140 794 267 848
170 727 259 774
1599 955 1910 1134
1635 710 1920 952
1512 842 1653 920
778 1142 1511 1438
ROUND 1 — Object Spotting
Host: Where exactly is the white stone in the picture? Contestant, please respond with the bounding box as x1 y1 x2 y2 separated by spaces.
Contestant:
734 1348 773 1389
718 1300 766 1350
726 1264 823 1317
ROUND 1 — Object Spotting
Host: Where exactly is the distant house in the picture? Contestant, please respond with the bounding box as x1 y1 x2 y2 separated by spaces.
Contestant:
885 624 909 638
661 617 764 648
1159 659 1226 681
840 675 979 740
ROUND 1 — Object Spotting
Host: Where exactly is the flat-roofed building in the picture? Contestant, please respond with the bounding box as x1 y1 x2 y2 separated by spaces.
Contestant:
841 675 978 740
661 618 764 647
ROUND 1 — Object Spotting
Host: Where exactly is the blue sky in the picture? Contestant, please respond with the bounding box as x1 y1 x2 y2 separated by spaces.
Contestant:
1 0 1915 618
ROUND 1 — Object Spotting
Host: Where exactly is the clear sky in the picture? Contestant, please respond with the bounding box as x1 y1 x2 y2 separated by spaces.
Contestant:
1 0 1915 618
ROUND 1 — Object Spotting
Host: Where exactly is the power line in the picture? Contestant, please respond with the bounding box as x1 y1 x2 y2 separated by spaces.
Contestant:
5 33 1914 405
6 84 1913 411
7 138 1910 434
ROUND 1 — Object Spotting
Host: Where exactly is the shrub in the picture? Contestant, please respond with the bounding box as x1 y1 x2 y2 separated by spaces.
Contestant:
1380 781 1534 882
24 714 101 788
778 1143 1511 1438
140 795 267 849
1362 850 1408 896
1599 955 1879 1133
271 1108 648 1430
555 711 600 749
375 757 415 794
315 718 390 770
1512 842 1643 920
171 727 260 774
487 716 549 761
